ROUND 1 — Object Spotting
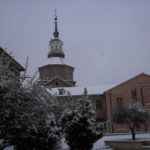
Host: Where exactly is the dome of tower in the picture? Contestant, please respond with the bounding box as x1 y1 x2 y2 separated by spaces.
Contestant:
48 38 65 58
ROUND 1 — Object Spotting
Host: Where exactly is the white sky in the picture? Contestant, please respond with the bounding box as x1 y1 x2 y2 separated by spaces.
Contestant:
0 0 150 86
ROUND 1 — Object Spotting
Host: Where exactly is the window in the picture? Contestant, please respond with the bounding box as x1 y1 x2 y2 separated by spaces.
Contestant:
131 89 137 100
58 88 65 95
96 100 102 109
116 97 123 107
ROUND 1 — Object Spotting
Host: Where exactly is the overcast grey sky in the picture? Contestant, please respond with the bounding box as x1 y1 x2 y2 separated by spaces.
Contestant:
0 0 150 86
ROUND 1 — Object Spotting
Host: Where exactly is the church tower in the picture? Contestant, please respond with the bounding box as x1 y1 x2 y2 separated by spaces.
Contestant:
38 12 76 88
48 13 65 58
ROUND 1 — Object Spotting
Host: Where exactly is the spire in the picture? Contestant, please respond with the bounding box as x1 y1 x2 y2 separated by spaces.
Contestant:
53 9 59 38
48 10 65 58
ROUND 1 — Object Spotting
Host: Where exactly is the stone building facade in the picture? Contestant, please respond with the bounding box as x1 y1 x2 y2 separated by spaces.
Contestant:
39 64 75 87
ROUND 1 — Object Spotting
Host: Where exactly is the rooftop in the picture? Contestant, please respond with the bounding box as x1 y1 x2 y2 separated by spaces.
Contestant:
46 84 115 96
0 47 25 71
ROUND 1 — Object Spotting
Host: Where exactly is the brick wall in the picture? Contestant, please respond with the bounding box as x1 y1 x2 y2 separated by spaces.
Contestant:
104 73 150 132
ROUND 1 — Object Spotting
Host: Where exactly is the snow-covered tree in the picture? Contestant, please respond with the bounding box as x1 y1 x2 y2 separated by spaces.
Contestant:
0 82 62 150
61 96 103 150
113 101 149 140
0 58 61 150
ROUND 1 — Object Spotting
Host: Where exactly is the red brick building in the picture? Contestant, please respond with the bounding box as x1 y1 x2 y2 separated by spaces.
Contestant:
104 73 150 132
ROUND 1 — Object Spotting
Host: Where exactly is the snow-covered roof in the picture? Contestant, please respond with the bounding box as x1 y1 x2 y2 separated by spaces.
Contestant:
0 47 25 71
40 57 67 66
39 57 74 69
46 84 115 96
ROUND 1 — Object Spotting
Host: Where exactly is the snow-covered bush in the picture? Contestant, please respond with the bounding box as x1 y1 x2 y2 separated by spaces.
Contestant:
61 96 103 150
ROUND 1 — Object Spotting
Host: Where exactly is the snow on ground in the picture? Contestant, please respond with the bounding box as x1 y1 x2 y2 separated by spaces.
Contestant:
4 146 14 150
61 138 69 150
93 133 150 150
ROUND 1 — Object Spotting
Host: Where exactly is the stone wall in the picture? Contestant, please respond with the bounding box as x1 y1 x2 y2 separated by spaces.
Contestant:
39 64 75 87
